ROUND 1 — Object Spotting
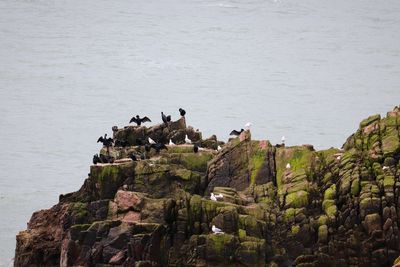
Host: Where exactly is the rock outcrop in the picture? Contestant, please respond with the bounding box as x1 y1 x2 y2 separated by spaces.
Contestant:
14 107 400 266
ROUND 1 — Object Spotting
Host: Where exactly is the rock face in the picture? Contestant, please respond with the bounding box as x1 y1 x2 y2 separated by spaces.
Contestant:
14 107 400 267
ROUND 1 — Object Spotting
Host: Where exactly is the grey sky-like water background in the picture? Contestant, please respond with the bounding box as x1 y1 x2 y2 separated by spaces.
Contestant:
1 0 400 264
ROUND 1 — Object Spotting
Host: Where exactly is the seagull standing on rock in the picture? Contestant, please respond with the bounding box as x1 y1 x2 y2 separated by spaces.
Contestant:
217 145 222 151
210 193 217 201
210 193 223 201
169 139 175 146
185 135 191 144
244 122 252 130
212 225 224 234
148 137 156 144
286 163 291 169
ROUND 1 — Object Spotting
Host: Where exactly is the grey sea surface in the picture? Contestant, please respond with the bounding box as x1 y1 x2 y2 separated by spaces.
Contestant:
1 0 400 264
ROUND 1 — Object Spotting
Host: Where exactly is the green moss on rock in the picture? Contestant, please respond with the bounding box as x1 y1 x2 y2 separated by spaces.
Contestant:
325 205 337 217
90 162 134 199
324 184 336 200
291 225 300 235
250 150 266 185
284 208 296 222
169 168 193 181
318 215 328 226
71 202 89 223
360 114 381 128
383 175 395 188
179 153 214 172
276 146 315 189
206 233 235 255
285 190 309 209
238 229 247 239
318 225 328 243
351 178 360 196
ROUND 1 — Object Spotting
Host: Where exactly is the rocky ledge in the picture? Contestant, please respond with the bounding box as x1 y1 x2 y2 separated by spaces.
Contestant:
15 107 400 267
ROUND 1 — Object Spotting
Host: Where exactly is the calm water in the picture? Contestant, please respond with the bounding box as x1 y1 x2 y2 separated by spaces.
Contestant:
1 0 400 264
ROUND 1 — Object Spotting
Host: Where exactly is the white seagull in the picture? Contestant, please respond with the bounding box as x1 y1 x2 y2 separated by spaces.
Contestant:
185 135 191 144
148 137 156 144
212 225 224 234
169 139 175 146
286 163 291 169
336 155 341 160
217 145 222 151
210 193 223 201
210 193 217 201
281 136 285 144
382 166 389 170
244 122 252 130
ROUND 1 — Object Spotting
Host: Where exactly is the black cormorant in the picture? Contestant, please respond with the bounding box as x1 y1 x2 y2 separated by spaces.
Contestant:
129 115 151 126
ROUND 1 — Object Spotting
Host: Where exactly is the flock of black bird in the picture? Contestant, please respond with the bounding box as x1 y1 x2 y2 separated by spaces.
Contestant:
94 107 248 165
94 108 186 164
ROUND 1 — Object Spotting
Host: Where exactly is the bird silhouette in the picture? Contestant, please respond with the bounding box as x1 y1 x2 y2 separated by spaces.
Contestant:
151 143 168 153
179 108 186 117
161 112 171 124
129 115 151 126
230 129 244 136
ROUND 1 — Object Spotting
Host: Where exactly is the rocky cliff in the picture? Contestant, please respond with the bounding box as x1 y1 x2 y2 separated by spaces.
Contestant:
14 107 400 267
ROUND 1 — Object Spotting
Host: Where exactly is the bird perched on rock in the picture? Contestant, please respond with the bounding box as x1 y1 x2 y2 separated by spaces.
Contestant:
161 112 171 124
97 134 113 147
230 129 244 136
383 166 389 170
93 154 101 165
179 108 186 117
217 145 222 151
169 139 175 146
148 137 156 144
212 225 224 234
100 154 115 164
129 115 151 126
151 143 168 153
129 153 138 161
185 135 191 144
114 139 128 147
193 144 199 153
244 122 252 130
286 163 291 169
336 155 341 161
210 193 223 201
